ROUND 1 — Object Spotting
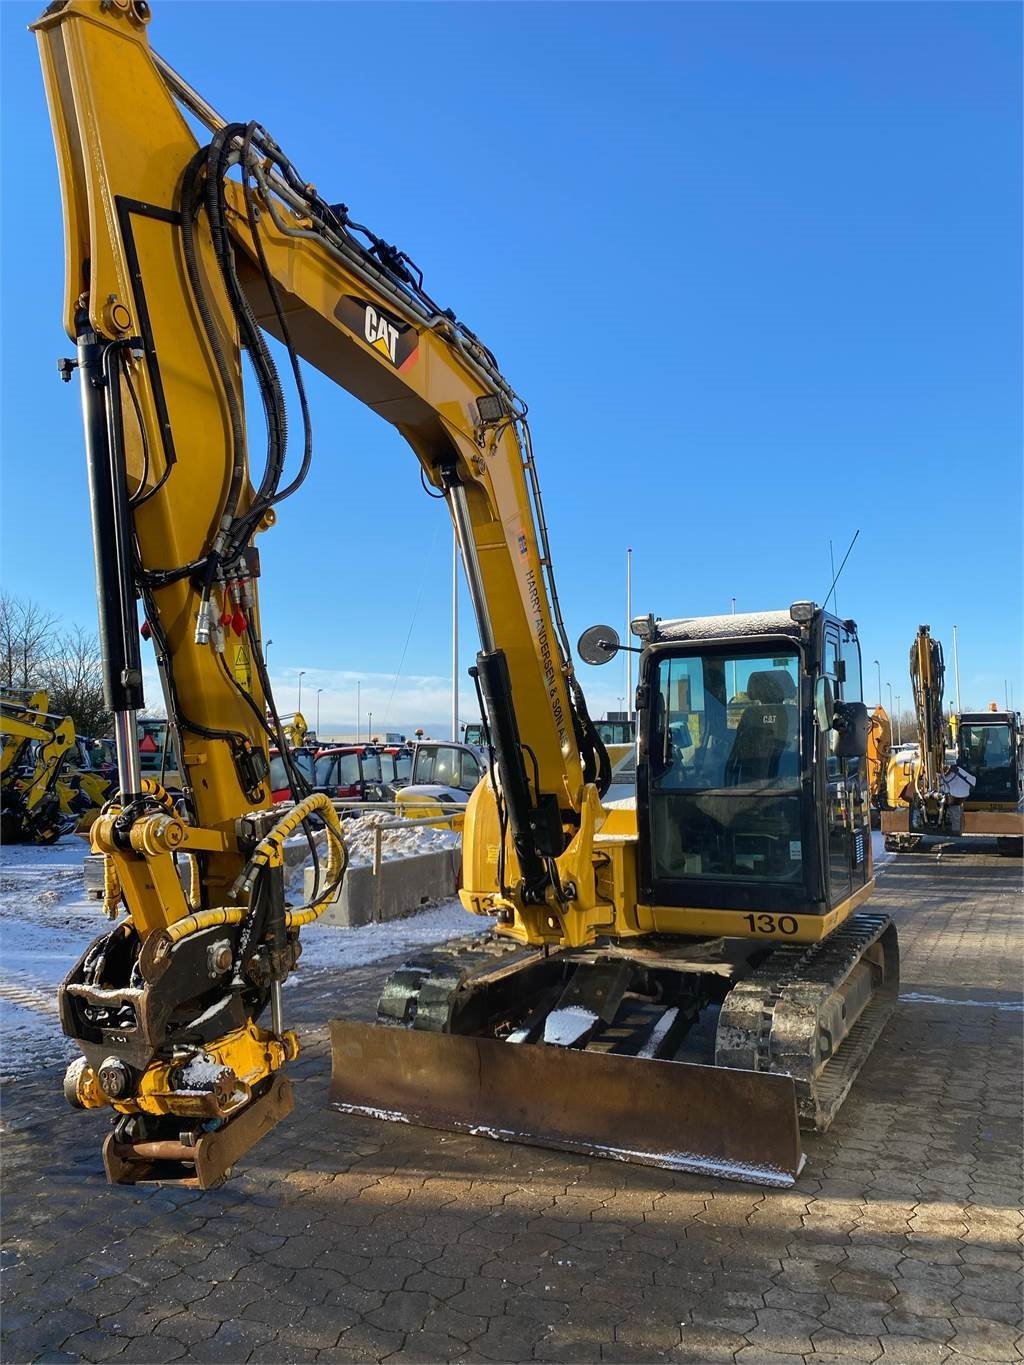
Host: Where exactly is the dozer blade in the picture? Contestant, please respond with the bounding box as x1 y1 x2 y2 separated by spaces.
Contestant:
330 1020 804 1187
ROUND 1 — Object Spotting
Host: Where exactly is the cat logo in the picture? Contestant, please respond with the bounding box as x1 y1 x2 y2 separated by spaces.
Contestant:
762 713 777 725
335 295 419 369
364 304 399 363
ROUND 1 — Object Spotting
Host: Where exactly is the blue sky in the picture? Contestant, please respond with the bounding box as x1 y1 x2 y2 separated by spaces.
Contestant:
2 1 1020 737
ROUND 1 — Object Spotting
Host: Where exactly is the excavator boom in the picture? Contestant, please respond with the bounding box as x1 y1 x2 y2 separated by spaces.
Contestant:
35 0 896 1188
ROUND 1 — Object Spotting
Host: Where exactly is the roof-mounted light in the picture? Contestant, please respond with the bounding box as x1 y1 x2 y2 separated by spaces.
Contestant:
789 601 815 624
630 613 658 643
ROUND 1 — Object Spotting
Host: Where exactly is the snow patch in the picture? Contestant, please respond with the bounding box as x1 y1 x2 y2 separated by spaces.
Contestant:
637 1007 679 1059
178 1056 229 1088
297 900 491 974
542 1005 598 1047
900 992 1023 1012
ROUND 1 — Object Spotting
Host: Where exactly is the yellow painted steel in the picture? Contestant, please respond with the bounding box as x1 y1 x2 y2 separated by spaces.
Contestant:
35 0 268 917
866 706 891 809
34 3 896 1164
639 881 876 944
69 1019 298 1117
33 0 592 949
1 691 79 835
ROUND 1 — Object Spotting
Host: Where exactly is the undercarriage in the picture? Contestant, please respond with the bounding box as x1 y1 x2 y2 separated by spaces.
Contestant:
331 912 898 1187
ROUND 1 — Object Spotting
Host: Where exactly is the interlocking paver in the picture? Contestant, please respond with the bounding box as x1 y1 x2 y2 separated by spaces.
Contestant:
3 845 1022 1364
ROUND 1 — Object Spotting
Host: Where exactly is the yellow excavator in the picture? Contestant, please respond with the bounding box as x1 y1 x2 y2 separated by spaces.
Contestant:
955 707 1023 854
35 0 898 1190
881 628 1022 852
1 688 78 842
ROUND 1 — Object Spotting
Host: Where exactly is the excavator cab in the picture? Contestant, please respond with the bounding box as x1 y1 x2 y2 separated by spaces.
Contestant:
636 605 873 923
956 712 1022 807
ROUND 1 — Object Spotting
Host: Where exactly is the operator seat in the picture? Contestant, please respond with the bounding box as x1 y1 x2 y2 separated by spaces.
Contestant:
724 670 796 785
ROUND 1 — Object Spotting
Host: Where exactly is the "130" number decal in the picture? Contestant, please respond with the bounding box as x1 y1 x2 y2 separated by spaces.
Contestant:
743 913 799 935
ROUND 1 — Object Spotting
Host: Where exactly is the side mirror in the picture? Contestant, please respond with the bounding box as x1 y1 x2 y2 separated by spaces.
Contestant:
578 625 619 666
832 700 870 759
814 676 835 733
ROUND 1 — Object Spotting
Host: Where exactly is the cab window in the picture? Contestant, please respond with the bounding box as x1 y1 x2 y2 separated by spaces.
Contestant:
432 747 457 787
459 751 483 791
648 650 802 885
337 752 360 786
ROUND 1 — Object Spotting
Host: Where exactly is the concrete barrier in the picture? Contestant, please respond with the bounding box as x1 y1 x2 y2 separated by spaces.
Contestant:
303 848 460 927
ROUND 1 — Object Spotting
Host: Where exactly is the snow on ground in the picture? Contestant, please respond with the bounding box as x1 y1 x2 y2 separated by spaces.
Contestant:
283 810 460 897
336 811 460 867
871 829 896 874
0 820 896 1082
0 828 480 1083
294 900 489 975
0 835 108 1082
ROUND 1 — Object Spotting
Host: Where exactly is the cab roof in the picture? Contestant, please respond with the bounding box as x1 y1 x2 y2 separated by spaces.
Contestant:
654 609 803 644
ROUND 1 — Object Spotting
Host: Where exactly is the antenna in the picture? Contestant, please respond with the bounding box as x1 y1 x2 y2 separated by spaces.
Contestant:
823 530 860 616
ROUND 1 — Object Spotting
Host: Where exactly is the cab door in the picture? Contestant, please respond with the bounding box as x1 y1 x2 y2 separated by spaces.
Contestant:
840 627 870 892
823 626 851 907
822 624 870 908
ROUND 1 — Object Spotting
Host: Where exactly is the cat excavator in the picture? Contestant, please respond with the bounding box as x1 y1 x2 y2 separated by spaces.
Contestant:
35 0 898 1190
880 628 1022 852
1 688 78 842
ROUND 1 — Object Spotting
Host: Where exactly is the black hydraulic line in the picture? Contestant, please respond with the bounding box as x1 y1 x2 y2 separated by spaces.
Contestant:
475 649 561 901
76 314 144 717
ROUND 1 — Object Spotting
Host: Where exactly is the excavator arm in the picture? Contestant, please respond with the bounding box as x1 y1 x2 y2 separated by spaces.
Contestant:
34 0 609 1184
39 0 893 1193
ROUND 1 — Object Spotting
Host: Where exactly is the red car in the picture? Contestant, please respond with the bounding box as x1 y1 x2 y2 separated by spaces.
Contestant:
313 745 396 802
268 746 316 803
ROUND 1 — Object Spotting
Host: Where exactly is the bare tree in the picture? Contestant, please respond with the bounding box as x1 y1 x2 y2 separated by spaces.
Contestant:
0 592 60 691
42 625 112 739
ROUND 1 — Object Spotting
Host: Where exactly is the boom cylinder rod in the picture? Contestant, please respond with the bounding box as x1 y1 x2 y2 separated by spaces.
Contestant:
445 480 495 654
444 474 549 898
76 315 145 799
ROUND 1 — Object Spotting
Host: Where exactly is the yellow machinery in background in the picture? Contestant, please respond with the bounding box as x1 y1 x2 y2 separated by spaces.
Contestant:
954 706 1024 854
1 689 78 843
881 628 1022 852
35 0 897 1189
1 689 116 840
865 704 891 817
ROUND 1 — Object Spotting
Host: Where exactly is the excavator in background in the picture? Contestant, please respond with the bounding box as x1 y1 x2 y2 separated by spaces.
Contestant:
35 0 897 1190
881 628 1023 853
955 707 1024 855
1 689 80 842
865 706 891 822
281 712 310 750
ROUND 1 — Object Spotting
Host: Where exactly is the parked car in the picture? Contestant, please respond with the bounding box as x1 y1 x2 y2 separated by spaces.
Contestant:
395 740 485 823
378 745 413 798
268 745 317 802
313 745 394 804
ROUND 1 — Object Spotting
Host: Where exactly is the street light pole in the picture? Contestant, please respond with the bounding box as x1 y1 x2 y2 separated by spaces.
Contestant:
625 547 633 721
316 688 323 737
451 527 459 743
356 681 360 743
873 660 881 708
895 695 901 745
952 624 962 713
368 710 373 741
297 670 306 713
265 639 273 670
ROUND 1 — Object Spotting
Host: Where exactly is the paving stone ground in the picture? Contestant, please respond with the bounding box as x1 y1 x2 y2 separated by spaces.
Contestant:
2 843 1021 1364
